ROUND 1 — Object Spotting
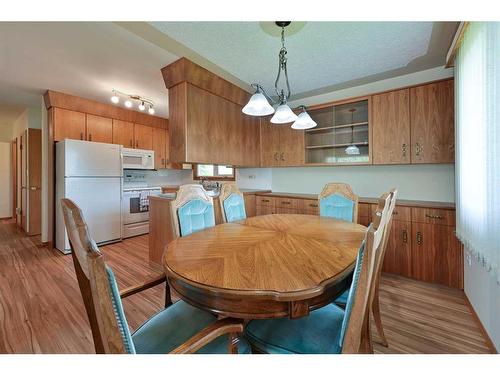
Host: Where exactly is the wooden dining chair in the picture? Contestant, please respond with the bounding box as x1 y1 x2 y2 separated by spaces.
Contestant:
60 198 250 354
318 183 359 223
219 182 246 223
244 192 392 354
170 184 216 238
334 189 398 348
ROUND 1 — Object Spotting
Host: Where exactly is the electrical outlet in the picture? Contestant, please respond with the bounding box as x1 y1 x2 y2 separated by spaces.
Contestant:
249 175 256 179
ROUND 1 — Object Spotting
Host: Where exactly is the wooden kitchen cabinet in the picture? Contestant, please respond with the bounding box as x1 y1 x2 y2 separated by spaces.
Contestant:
382 219 412 277
112 120 135 148
260 120 304 167
134 124 153 150
53 108 86 142
372 89 410 164
86 114 112 143
153 127 167 169
410 80 455 164
244 194 256 217
411 222 463 289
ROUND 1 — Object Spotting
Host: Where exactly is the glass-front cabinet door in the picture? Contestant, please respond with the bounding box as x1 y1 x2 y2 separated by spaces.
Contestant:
305 98 370 164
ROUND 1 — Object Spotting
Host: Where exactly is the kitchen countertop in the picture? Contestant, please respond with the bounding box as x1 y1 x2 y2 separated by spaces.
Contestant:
254 191 455 209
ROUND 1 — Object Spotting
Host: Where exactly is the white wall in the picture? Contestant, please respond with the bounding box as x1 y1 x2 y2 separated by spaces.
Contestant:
0 123 13 143
236 168 272 190
464 251 500 351
0 142 12 218
271 164 455 201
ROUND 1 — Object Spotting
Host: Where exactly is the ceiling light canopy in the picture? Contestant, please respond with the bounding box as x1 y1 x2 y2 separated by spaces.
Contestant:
242 22 314 129
110 90 155 116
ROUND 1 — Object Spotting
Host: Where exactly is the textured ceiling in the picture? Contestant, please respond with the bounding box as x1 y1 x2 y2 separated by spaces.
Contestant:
150 21 457 100
0 22 179 117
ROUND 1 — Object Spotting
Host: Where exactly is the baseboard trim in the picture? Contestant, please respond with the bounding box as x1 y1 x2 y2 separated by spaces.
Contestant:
464 293 498 353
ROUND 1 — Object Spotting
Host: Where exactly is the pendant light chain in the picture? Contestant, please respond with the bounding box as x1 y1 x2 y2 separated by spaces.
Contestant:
274 25 292 101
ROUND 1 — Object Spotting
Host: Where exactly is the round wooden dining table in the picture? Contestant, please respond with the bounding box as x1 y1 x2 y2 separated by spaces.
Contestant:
163 214 366 320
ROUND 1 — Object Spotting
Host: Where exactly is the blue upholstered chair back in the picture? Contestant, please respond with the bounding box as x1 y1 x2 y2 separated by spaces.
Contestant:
338 240 365 348
177 198 215 237
319 193 355 222
106 265 136 353
223 193 246 223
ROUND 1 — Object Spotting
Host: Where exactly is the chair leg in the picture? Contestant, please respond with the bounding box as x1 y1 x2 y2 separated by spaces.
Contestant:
228 332 239 354
165 282 172 308
359 313 374 354
371 287 388 347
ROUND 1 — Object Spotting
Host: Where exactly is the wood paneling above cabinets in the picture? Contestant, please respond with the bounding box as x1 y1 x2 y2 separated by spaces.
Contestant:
372 89 410 164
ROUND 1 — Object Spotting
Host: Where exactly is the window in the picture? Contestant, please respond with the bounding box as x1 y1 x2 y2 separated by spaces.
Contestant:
455 22 500 283
193 164 235 180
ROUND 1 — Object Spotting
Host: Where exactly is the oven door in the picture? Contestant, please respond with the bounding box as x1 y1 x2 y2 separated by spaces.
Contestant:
122 191 149 224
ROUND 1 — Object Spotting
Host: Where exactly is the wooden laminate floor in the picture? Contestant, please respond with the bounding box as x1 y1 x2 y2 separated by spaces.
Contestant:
0 219 492 354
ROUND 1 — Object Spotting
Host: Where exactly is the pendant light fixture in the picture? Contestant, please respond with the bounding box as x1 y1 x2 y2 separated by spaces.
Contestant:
242 22 315 129
345 108 360 155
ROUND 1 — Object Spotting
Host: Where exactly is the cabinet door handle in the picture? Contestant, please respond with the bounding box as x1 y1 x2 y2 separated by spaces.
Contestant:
274 152 279 161
88 133 92 141
416 231 422 245
282 201 291 205
393 211 398 215
280 152 285 161
135 140 139 148
80 132 84 140
262 199 270 203
415 143 422 156
162 158 165 166
402 143 407 157
129 139 133 147
402 229 408 244
425 214 443 220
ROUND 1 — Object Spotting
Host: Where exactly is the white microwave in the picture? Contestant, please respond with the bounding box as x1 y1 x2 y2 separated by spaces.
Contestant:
122 148 155 170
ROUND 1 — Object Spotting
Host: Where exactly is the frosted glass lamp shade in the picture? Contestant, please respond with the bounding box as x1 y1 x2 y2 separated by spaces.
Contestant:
242 93 275 116
345 145 360 155
271 104 298 124
291 110 317 129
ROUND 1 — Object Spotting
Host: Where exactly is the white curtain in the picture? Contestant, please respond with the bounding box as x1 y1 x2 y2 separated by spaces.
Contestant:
455 22 500 283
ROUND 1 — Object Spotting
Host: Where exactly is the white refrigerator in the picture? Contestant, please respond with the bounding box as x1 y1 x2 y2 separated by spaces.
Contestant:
56 139 123 254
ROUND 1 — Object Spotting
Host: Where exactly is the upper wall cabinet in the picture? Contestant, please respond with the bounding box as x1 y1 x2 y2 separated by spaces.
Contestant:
372 89 410 164
260 120 304 167
112 120 135 148
410 80 455 164
134 124 154 150
305 98 371 165
86 114 112 143
53 108 86 142
162 58 260 167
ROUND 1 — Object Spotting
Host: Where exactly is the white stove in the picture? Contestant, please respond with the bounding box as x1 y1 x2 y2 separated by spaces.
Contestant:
122 174 161 238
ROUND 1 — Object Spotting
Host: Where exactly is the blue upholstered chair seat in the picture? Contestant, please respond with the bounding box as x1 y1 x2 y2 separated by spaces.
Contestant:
133 300 251 354
245 303 345 354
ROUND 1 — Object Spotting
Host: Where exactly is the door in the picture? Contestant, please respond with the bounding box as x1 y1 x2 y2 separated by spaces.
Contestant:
134 124 153 150
86 114 112 143
410 80 455 163
26 129 42 235
63 140 122 177
53 108 86 142
260 120 280 167
63 177 122 250
279 126 305 166
382 220 412 277
372 89 410 164
153 128 166 169
112 119 135 148
21 133 27 230
411 222 463 288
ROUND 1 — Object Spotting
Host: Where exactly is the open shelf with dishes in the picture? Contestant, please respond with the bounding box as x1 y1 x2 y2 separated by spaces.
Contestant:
305 98 370 164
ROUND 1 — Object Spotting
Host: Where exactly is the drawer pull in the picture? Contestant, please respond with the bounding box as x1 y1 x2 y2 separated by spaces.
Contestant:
80 132 84 140
393 211 398 215
402 229 408 244
416 231 422 245
425 214 443 220
261 199 270 203
309 204 318 208
282 201 291 205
